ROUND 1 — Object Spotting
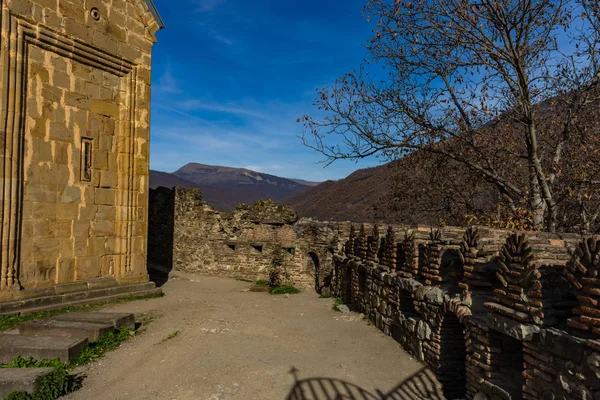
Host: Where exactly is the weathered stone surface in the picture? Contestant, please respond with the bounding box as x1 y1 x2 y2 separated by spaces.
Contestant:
52 312 135 330
587 353 600 379
336 304 350 313
416 320 432 340
539 329 585 364
148 188 334 289
0 368 54 399
18 320 114 342
0 0 163 302
236 200 298 225
486 312 540 341
0 334 88 363
424 287 444 305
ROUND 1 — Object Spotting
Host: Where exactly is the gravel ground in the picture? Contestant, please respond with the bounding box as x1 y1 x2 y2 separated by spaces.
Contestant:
64 274 433 400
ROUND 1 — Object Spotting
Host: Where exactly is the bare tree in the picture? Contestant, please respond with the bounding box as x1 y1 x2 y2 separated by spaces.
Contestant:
301 0 600 232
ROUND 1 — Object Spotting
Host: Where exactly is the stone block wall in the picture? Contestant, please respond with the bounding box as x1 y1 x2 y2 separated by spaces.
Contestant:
0 0 162 301
330 224 600 400
148 187 337 290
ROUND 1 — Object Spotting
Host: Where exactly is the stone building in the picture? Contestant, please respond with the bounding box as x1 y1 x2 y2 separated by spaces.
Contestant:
0 0 164 304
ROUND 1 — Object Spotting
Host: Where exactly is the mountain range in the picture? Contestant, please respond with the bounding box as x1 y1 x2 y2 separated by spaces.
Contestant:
150 163 320 211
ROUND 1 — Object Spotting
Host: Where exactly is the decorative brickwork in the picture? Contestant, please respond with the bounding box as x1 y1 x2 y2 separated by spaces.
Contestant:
326 225 599 400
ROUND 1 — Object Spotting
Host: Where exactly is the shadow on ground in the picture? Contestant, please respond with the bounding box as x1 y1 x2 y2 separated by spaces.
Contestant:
286 366 446 400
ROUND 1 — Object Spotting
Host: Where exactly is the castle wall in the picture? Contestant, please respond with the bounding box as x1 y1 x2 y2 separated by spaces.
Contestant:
148 187 337 289
148 187 600 399
332 224 600 399
0 0 161 301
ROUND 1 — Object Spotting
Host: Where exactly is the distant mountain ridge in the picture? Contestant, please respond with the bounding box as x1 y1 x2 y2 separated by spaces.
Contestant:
150 163 320 211
283 163 395 222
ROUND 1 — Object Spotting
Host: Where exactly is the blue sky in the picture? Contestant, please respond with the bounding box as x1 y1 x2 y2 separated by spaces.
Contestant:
149 0 381 182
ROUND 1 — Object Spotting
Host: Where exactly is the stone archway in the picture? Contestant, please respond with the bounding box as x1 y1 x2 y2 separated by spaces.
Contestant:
438 312 467 399
307 252 321 293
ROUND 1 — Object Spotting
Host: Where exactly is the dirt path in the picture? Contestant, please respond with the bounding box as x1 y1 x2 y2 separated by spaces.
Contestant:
64 274 432 400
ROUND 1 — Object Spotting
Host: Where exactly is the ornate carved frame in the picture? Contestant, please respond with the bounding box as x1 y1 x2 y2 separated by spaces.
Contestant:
0 4 140 292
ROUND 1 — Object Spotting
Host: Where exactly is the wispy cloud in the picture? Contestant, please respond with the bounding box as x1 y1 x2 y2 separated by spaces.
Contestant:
176 99 269 119
195 0 224 13
154 66 181 95
212 32 234 46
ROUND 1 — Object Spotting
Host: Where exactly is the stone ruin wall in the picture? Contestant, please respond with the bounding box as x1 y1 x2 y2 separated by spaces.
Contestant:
0 0 161 302
331 224 600 400
148 187 338 289
148 187 600 399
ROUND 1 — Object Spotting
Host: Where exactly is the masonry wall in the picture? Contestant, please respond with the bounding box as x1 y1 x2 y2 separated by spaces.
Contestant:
330 224 600 400
148 187 337 290
0 0 161 301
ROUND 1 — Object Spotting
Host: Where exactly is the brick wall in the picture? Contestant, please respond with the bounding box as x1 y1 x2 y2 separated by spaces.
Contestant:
331 224 600 400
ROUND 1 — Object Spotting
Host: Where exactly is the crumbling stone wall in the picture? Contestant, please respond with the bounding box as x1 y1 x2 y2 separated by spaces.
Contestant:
331 224 600 400
0 0 162 301
148 187 600 398
148 187 338 289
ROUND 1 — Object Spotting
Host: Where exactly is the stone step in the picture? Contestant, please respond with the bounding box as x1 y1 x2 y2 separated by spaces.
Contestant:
1 283 159 316
18 320 115 342
0 368 55 399
0 277 118 314
52 312 135 330
0 334 88 364
15 288 162 317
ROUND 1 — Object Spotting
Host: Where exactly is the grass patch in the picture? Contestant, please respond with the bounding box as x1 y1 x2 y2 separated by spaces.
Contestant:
332 297 344 312
3 359 78 400
319 293 332 298
235 278 254 283
159 330 180 343
1 327 135 399
254 279 269 286
0 293 164 332
268 285 300 295
69 328 132 367
167 330 179 340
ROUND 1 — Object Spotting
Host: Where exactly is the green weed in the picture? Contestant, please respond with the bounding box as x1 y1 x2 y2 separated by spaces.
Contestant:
2 327 134 399
332 297 344 312
268 285 300 295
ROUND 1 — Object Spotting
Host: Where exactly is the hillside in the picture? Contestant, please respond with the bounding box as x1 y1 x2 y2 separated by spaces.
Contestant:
150 163 320 211
283 163 397 222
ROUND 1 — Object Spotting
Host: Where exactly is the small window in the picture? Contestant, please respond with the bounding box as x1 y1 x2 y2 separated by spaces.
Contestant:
227 244 236 251
251 244 263 252
81 138 93 182
286 247 295 256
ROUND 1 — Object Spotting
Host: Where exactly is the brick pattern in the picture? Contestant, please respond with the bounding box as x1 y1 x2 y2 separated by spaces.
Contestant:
330 226 600 400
